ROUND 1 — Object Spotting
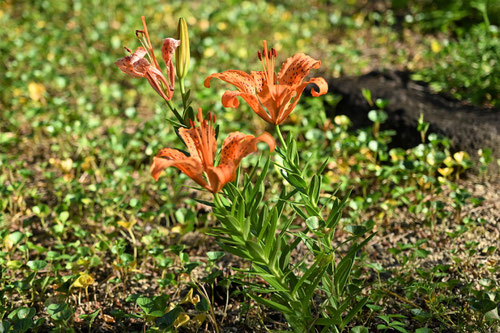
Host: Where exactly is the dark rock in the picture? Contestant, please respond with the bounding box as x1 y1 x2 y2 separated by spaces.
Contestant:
323 70 500 164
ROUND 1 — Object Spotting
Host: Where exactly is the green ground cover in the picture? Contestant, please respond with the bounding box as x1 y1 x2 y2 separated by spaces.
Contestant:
1 0 499 332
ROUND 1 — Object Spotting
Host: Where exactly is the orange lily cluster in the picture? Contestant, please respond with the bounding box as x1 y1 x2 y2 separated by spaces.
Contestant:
116 19 328 193
205 41 328 125
115 17 180 102
151 108 275 193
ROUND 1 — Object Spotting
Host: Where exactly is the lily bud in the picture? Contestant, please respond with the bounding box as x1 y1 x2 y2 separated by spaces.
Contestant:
175 17 190 79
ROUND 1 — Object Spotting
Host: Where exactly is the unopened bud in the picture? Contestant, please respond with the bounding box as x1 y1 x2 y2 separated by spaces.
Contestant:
175 17 190 79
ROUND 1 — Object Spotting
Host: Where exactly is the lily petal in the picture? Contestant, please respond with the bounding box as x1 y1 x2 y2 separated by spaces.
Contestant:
308 76 328 97
220 90 273 123
161 38 181 89
204 70 256 93
206 132 275 193
277 53 321 87
219 132 275 167
115 47 149 78
151 148 208 189
116 46 173 101
277 77 328 124
144 65 172 100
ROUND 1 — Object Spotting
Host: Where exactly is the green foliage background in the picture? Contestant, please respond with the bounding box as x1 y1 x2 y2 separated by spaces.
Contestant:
1 0 499 332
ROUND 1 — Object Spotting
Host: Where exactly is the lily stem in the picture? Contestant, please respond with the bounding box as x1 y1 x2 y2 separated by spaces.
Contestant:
179 78 186 96
276 125 288 150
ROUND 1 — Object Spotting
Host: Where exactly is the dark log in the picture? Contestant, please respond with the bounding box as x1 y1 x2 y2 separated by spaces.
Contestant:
325 70 500 161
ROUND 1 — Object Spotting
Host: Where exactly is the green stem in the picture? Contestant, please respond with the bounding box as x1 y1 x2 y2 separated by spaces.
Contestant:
179 78 186 96
178 78 192 124
276 125 288 150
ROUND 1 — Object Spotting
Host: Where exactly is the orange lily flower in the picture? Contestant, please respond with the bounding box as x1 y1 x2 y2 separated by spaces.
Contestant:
204 41 328 125
115 16 180 102
151 109 275 193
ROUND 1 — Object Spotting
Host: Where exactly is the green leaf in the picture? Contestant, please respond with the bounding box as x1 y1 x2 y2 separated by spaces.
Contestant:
361 88 372 105
248 157 271 203
471 298 497 314
256 206 269 242
264 208 278 256
46 303 73 322
0 321 11 332
79 309 100 324
59 211 69 223
7 231 24 246
305 216 320 231
392 326 408 333
218 243 249 260
249 294 293 315
27 260 47 271
165 117 186 128
485 307 500 321
335 233 375 294
17 307 35 320
156 307 182 329
13 319 32 332
344 225 367 236
291 203 307 219
246 241 266 263
308 174 321 205
287 173 307 190
206 251 225 261
341 297 368 329
136 296 154 314
195 296 209 312
292 253 324 296
315 317 337 327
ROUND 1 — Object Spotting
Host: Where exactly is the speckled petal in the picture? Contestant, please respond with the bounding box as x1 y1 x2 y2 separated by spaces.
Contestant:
220 90 274 124
207 132 275 193
204 70 256 93
277 53 321 87
276 77 328 124
150 148 208 190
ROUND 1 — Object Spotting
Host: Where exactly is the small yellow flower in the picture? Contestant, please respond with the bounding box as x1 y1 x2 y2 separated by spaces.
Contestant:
431 39 442 53
4 238 15 251
117 220 136 231
193 313 207 325
173 313 190 329
166 303 176 312
443 156 455 167
71 273 94 289
28 82 46 101
60 158 73 173
180 288 200 305
216 22 227 31
417 176 432 189
81 156 95 171
438 167 453 177
453 151 470 164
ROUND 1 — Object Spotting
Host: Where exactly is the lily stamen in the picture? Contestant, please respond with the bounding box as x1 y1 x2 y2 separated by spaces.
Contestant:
140 16 161 71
